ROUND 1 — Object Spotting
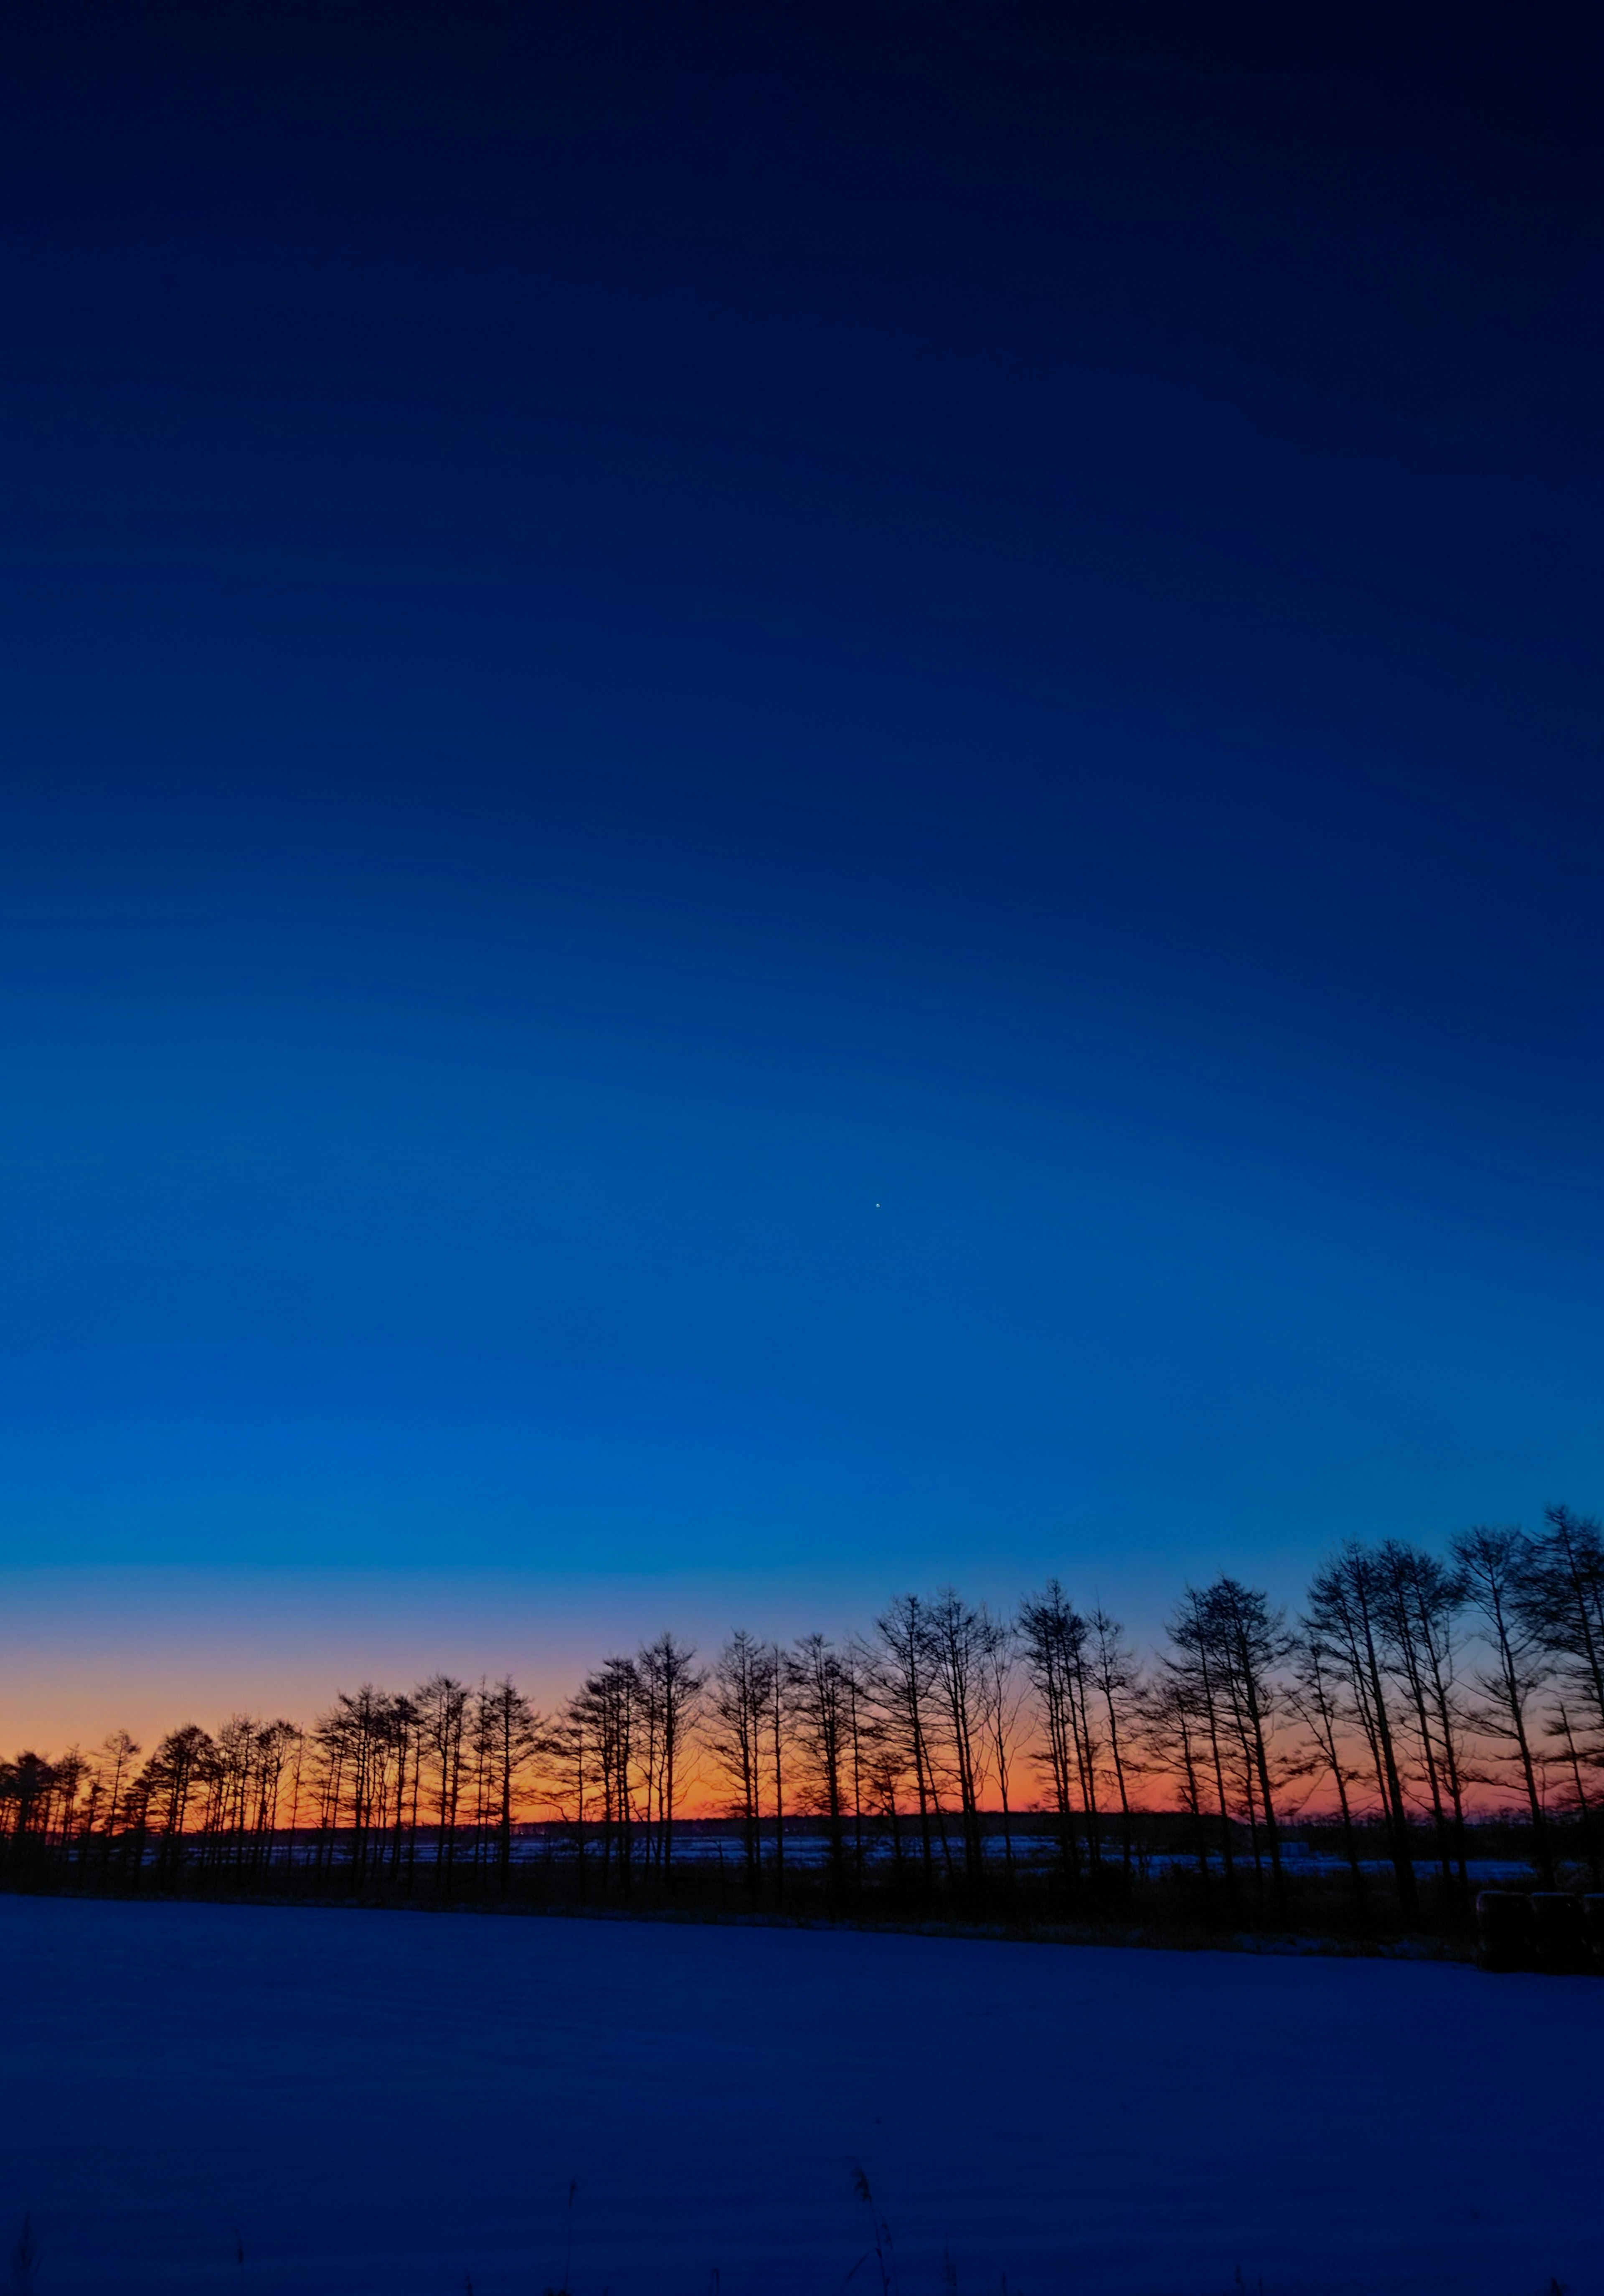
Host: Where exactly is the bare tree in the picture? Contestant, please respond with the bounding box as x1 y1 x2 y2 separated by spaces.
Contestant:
1547 1699 1599 1882
1373 1542 1472 1899
707 1631 770 1895
1284 1629 1366 1900
312 1693 373 1884
1452 1525 1554 1884
976 1609 1025 1884
479 1677 541 1889
924 1589 990 1883
1305 1547 1419 1919
840 1641 875 1887
140 1724 218 1882
1018 1580 1088 1888
1524 1502 1604 1857
86 1729 141 1877
414 1675 470 1888
854 1641 908 1885
1088 1607 1141 1881
637 1632 706 1880
1139 1670 1211 1884
546 1677 599 1894
788 1633 849 1890
764 1638 792 1897
873 1595 944 1892
1162 1588 1239 1905
1201 1576 1292 1911
564 1655 640 1892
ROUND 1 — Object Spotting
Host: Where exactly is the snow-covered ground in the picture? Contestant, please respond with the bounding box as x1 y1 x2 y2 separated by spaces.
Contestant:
2 1895 1598 2296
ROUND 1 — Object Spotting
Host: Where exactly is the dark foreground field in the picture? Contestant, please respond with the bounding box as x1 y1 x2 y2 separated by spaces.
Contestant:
1 1893 1599 2295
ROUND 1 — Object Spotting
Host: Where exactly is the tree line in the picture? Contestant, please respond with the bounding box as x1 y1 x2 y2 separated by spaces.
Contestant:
3 1506 1600 1933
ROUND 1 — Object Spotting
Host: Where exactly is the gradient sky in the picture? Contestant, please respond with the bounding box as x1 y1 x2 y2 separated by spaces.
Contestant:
3 5 1601 1742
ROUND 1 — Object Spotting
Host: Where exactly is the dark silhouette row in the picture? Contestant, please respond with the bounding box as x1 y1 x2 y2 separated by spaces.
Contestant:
4 1506 1600 1940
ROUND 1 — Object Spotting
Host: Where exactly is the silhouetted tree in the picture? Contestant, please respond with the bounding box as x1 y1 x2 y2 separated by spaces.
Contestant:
638 1631 705 1880
1373 1542 1472 1898
708 1631 770 1893
480 1677 541 1888
1200 1576 1292 1911
564 1655 640 1892
141 1725 218 1882
1139 1671 1211 1884
1162 1588 1239 1906
416 1674 470 1888
1452 1525 1553 1883
1285 1629 1366 1902
764 1638 792 1897
788 1633 849 1890
94 1729 141 1856
840 1641 875 1886
976 1609 1025 1884
1305 1547 1419 1919
1089 1607 1142 1881
1524 1503 1604 1866
925 1589 990 1883
1018 1580 1088 1889
873 1595 944 1892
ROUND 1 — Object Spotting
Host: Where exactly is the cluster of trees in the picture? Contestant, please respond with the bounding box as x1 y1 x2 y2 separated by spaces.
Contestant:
0 1679 545 1894
4 1507 1600 1928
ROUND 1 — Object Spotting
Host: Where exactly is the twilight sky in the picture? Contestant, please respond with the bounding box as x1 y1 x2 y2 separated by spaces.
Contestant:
2 5 1601 1739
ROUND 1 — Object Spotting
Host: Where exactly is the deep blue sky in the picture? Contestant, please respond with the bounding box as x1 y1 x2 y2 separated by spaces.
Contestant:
2 5 1600 1722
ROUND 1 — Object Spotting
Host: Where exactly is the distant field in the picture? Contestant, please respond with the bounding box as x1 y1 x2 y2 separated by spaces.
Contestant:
1 1895 1598 2295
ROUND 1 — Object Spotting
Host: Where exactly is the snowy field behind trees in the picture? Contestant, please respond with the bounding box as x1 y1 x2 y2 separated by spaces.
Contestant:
2 1894 1599 2296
